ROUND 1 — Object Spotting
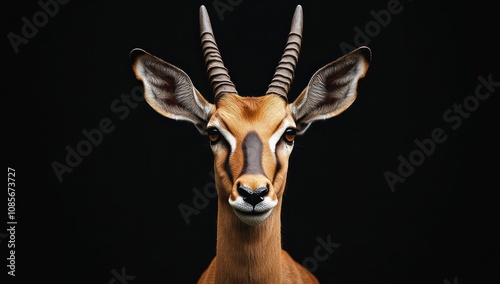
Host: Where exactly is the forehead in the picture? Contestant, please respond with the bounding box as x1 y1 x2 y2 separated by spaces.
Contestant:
210 94 290 135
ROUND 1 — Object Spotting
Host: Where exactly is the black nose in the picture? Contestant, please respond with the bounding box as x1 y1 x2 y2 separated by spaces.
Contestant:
237 185 269 207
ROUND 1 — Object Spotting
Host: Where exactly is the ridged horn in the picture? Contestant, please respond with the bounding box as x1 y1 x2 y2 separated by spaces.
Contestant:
199 5 238 102
266 5 303 101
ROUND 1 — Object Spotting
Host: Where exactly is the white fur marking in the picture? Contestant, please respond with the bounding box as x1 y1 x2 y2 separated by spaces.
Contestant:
269 119 295 153
209 118 236 153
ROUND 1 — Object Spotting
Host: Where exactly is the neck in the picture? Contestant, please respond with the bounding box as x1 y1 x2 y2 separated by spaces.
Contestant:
215 195 283 283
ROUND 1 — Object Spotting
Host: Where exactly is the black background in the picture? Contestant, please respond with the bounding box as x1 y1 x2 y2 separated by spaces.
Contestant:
3 0 499 283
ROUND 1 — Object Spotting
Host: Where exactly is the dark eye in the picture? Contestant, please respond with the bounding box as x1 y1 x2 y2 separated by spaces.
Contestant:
282 128 296 144
207 127 222 144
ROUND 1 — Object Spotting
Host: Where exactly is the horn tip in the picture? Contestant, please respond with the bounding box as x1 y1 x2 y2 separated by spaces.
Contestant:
294 5 303 16
199 5 213 34
291 5 304 34
199 5 209 18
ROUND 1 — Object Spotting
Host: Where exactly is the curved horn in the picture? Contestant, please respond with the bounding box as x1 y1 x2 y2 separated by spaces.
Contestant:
266 5 303 100
199 5 238 102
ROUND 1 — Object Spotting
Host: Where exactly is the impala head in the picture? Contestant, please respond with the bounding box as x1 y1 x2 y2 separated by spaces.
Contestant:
131 5 370 226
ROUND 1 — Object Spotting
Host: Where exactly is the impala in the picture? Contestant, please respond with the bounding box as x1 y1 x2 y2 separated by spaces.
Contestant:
131 5 371 283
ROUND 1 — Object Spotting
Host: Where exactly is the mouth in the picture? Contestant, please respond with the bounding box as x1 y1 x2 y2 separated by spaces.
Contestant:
234 208 269 216
229 195 278 226
233 208 274 226
235 208 270 216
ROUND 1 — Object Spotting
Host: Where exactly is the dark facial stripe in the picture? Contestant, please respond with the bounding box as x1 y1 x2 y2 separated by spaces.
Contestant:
273 150 282 183
240 132 266 177
222 139 234 184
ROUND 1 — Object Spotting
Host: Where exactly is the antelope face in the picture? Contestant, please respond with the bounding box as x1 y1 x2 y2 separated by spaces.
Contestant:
208 95 295 225
131 5 371 226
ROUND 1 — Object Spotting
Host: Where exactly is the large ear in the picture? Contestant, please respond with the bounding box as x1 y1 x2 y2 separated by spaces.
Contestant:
130 48 215 134
289 46 371 134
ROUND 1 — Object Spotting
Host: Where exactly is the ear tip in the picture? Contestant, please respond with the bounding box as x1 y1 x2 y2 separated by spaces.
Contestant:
355 46 372 63
130 48 146 61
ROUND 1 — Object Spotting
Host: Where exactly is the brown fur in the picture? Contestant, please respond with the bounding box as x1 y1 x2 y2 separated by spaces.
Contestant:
198 94 319 283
